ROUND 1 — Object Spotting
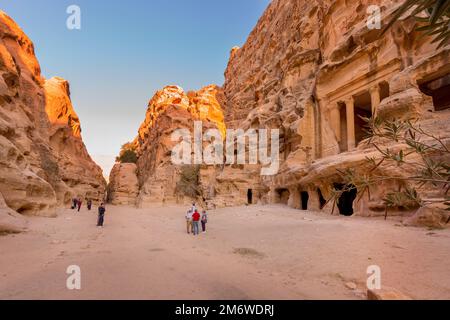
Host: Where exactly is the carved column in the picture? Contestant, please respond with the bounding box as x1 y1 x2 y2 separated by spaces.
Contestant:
370 84 381 116
329 104 341 142
346 97 356 151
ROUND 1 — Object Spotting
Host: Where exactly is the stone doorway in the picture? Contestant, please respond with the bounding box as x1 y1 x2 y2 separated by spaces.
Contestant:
419 74 450 111
247 189 253 205
353 91 372 146
300 191 309 210
334 183 357 216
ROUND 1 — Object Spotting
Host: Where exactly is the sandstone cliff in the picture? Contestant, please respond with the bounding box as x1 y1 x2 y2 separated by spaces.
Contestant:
133 85 225 207
109 0 449 220
221 0 450 217
0 11 106 232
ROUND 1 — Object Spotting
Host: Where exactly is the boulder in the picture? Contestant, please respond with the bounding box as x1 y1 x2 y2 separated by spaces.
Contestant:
403 206 450 229
108 163 139 206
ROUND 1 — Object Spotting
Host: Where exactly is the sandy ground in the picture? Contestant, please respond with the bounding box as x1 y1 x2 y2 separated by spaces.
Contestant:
1 204 450 300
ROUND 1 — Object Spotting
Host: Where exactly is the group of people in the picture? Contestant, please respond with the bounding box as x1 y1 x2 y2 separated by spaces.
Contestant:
71 197 106 228
71 197 93 212
185 203 208 236
71 199 209 232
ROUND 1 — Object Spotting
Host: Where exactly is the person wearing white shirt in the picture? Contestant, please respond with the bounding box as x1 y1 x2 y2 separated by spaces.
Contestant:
186 209 193 234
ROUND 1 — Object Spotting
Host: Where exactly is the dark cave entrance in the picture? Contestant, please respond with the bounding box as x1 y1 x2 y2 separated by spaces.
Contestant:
334 183 357 216
247 189 253 205
300 191 309 210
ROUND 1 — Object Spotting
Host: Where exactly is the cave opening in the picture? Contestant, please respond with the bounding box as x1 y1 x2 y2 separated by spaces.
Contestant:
247 189 253 205
300 191 309 210
353 91 373 146
334 183 357 216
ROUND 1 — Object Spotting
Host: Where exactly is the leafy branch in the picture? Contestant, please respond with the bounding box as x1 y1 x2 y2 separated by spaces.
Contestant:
382 0 450 48
332 117 450 219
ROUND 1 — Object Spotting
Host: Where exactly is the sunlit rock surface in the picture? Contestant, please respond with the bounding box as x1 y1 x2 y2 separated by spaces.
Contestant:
0 11 106 228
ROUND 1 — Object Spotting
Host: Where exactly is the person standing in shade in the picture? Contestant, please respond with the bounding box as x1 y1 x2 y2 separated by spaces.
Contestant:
185 209 193 234
192 210 200 236
87 199 92 211
97 203 106 227
201 210 208 233
77 198 82 212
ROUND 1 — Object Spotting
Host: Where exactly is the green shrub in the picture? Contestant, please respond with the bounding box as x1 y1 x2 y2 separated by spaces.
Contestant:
116 142 138 164
175 165 201 199
117 149 137 164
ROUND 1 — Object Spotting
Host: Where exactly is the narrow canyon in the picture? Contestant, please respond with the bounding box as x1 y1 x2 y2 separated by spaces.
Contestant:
1 0 449 300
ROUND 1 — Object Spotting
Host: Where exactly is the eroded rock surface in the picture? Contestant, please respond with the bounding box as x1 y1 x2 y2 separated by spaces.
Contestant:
0 11 106 228
107 163 139 206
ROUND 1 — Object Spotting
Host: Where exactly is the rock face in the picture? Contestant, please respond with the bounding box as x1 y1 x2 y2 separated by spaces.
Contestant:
0 11 106 229
110 0 449 214
44 77 106 204
133 85 225 207
220 0 450 215
107 163 139 206
0 192 27 234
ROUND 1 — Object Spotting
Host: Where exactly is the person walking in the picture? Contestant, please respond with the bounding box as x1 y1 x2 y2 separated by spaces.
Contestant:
71 198 77 210
192 210 200 236
97 203 106 227
185 209 193 234
201 210 208 233
77 198 82 212
87 199 92 211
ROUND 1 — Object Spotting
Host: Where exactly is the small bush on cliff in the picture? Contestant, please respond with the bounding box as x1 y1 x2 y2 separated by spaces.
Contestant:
116 142 138 164
176 165 201 199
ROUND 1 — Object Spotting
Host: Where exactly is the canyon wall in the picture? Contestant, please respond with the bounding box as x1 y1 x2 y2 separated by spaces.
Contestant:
0 11 106 232
109 0 449 219
221 0 449 217
133 85 225 207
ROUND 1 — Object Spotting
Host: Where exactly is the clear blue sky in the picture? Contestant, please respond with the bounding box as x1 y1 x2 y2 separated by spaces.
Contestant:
1 0 270 175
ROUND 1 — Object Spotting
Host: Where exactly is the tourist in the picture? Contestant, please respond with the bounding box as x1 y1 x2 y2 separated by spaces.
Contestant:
87 199 92 211
191 202 197 213
201 210 208 233
186 209 193 234
77 198 82 212
97 203 106 227
192 210 200 236
71 198 77 210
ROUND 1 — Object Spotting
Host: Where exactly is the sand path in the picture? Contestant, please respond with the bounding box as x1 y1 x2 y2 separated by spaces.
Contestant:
1 205 450 300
